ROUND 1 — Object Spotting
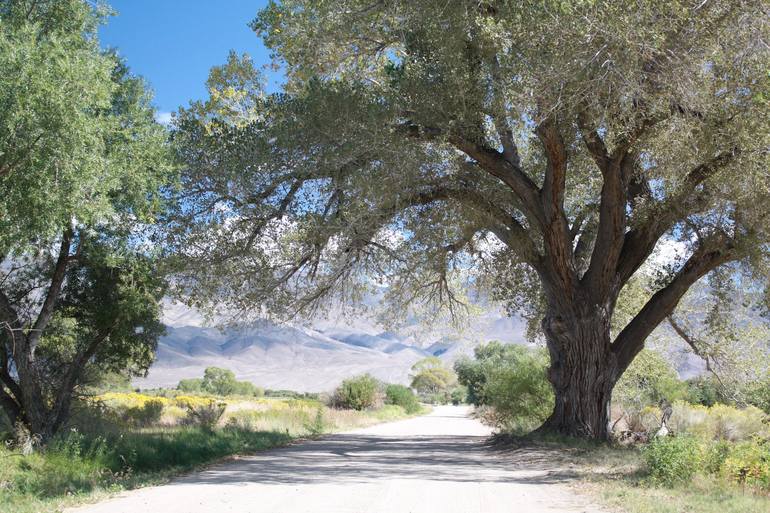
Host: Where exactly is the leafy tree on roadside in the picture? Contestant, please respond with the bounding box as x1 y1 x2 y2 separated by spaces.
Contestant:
455 341 513 406
410 357 456 402
0 0 173 442
450 385 468 405
171 1 769 439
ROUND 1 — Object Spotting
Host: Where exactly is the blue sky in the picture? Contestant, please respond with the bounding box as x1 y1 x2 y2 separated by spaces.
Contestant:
99 0 280 119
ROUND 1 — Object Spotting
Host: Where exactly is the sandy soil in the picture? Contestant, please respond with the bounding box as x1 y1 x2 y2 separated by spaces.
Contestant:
71 405 612 513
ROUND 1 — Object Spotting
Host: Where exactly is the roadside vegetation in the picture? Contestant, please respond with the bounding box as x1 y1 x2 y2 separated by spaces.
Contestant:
457 342 770 512
1 1 768 513
332 373 430 415
0 368 428 513
409 357 467 405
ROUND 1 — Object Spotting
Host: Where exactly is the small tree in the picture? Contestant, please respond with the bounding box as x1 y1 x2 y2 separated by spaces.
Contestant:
201 367 239 396
410 357 457 402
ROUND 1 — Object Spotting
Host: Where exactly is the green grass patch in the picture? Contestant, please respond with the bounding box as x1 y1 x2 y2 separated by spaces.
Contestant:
0 400 425 513
596 473 770 513
371 404 428 421
566 442 770 513
0 427 293 513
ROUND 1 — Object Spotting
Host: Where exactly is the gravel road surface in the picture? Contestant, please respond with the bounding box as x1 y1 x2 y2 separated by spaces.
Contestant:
71 405 612 513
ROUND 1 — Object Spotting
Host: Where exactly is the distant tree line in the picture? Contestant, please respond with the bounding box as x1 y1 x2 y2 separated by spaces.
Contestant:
177 367 264 397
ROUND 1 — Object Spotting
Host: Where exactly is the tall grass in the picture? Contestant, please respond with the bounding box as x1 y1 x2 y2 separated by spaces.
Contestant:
0 426 293 513
0 393 424 513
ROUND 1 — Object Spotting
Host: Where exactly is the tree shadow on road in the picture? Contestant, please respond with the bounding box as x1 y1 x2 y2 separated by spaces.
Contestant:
172 433 583 488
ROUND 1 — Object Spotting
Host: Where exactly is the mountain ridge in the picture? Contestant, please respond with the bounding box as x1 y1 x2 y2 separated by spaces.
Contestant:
136 311 529 392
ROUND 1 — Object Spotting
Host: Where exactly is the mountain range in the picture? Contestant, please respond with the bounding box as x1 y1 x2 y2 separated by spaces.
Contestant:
135 301 529 392
136 297 716 392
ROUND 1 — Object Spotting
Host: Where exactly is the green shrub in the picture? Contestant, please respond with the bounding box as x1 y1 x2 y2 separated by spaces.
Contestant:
455 342 554 432
230 380 264 397
722 439 770 491
686 375 723 407
643 435 703 486
450 385 468 405
333 374 380 411
704 440 732 474
123 398 164 427
481 346 553 433
384 384 421 413
177 378 204 393
185 401 226 431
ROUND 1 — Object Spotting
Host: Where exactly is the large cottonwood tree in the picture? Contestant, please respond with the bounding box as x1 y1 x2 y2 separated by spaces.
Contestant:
171 1 769 439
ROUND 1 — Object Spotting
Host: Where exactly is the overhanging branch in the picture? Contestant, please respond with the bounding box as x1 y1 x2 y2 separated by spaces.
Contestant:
612 244 736 376
616 148 740 284
448 135 545 229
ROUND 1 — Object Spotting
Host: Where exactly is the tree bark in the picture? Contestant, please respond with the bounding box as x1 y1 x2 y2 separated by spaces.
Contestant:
0 229 81 442
538 305 618 439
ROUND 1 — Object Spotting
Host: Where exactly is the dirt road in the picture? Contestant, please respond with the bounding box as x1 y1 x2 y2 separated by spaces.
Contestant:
72 405 611 513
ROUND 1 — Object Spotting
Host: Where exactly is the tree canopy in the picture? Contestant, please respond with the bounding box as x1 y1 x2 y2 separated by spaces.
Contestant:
0 0 169 255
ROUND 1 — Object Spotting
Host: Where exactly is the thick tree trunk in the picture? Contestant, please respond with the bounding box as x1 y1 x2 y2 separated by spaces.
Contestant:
7 382 68 443
0 389 21 427
539 307 618 440
12 361 77 443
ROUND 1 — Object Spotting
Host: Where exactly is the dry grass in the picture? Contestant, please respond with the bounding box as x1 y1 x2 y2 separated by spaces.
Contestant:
0 393 425 513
